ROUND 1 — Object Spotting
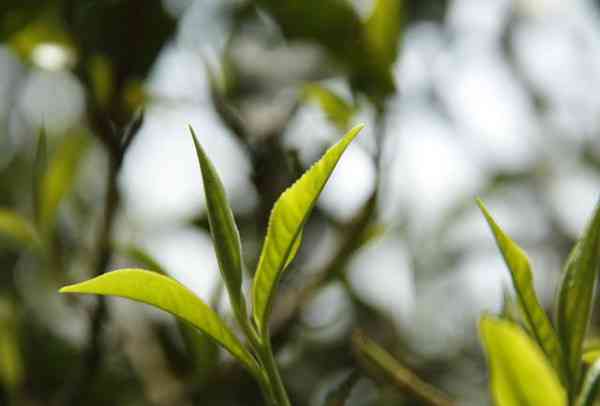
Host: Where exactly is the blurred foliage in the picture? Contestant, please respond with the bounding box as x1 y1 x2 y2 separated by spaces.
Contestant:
0 0 599 405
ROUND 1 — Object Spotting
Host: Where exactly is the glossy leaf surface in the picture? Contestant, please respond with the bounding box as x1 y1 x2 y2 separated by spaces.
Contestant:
251 125 363 334
478 199 564 379
480 316 566 406
60 269 257 372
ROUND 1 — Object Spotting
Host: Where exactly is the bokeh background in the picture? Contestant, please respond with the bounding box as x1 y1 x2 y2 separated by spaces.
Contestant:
1 0 599 405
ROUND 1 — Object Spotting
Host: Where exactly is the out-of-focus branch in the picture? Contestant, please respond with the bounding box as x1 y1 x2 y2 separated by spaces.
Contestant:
57 111 143 406
352 330 455 406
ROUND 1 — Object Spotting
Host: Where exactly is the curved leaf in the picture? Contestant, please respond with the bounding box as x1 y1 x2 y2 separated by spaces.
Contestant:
477 199 565 381
59 269 257 372
577 358 600 406
555 202 600 392
251 124 363 334
0 209 39 248
190 127 245 316
480 316 567 406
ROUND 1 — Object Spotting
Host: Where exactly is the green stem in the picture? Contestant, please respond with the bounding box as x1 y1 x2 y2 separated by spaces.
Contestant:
259 332 292 406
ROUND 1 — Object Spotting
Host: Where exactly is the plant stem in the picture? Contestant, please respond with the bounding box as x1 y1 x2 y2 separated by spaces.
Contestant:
259 332 292 406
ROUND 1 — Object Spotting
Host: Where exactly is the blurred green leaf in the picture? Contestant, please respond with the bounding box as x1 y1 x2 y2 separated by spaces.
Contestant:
302 84 354 130
478 199 565 381
32 127 47 227
365 0 403 70
190 127 246 318
352 330 454 406
60 269 258 373
252 124 363 335
577 358 600 406
0 300 23 392
0 209 39 248
88 54 113 109
118 244 167 274
480 316 566 406
40 132 89 233
556 202 600 392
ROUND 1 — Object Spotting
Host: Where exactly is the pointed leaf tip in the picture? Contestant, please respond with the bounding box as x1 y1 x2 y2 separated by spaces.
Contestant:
251 124 363 334
477 200 565 384
190 127 245 318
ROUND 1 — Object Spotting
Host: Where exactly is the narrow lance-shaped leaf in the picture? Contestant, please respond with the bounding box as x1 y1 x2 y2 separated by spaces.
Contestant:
477 199 565 382
252 124 364 334
32 127 47 227
0 209 39 248
577 358 600 406
60 269 258 373
480 316 567 406
555 201 600 392
190 127 245 317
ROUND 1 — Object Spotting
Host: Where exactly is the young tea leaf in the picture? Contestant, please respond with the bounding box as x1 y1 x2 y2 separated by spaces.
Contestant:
365 0 404 69
480 316 567 406
477 199 565 381
190 127 245 317
251 124 364 335
555 202 600 392
577 358 600 406
60 269 258 373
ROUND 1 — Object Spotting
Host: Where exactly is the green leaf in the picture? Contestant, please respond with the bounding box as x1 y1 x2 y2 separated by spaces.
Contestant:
577 358 600 406
365 0 404 69
0 300 24 392
33 127 47 227
480 316 567 406
302 84 354 130
190 127 245 316
477 199 565 381
556 202 600 391
251 124 363 335
59 269 258 373
40 132 89 233
0 209 39 248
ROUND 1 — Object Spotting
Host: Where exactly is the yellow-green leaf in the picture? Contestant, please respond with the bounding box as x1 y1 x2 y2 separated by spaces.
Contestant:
252 124 363 335
480 316 567 406
190 127 245 317
0 209 39 248
40 132 89 233
556 202 600 392
302 84 354 130
59 269 257 373
477 199 565 381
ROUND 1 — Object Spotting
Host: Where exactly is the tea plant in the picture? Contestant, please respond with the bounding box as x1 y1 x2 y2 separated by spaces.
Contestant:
477 199 600 406
60 124 364 406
